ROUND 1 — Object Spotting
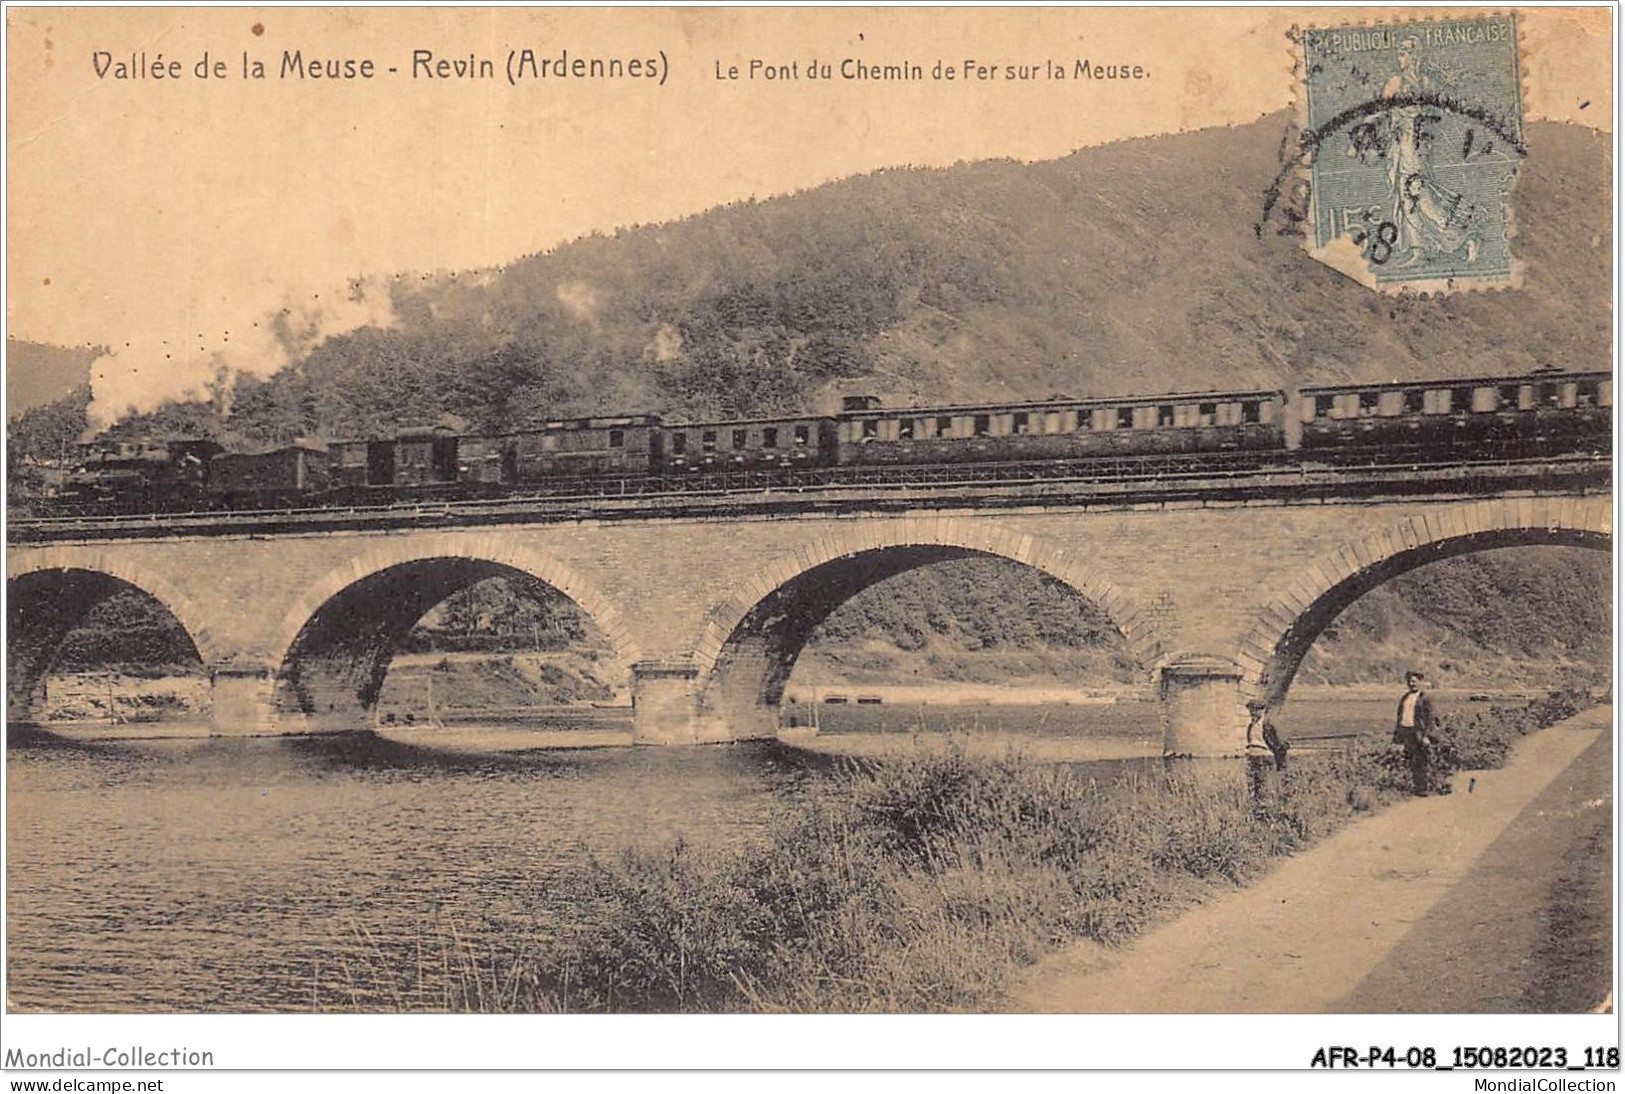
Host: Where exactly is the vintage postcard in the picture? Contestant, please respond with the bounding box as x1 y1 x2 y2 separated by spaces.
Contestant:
2 5 1615 1081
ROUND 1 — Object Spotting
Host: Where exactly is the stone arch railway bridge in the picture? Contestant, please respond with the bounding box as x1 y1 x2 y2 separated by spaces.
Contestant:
7 454 1610 754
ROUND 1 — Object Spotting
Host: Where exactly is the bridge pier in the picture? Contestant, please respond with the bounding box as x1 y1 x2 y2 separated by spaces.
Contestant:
630 660 710 744
6 674 48 725
1160 655 1248 757
208 661 285 736
632 660 781 745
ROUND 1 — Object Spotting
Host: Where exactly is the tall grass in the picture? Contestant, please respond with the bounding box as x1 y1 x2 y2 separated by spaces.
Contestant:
326 689 1594 1013
1429 685 1593 777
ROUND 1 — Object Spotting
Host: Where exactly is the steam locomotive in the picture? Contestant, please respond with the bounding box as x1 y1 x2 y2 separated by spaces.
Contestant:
38 366 1612 515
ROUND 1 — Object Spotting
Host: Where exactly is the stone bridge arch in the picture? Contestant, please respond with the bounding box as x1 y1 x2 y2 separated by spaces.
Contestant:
6 549 223 720
676 518 1166 742
270 537 641 729
1238 497 1612 707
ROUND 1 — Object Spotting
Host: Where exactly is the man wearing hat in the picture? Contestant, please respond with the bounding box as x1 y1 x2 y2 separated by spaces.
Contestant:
1246 699 1289 770
1394 670 1437 795
1245 699 1289 807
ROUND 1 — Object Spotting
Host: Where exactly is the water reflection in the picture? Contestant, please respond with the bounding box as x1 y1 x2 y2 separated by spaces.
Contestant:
6 696 1414 1012
8 727 824 1012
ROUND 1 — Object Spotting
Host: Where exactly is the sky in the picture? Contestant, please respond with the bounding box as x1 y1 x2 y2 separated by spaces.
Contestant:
5 6 1613 424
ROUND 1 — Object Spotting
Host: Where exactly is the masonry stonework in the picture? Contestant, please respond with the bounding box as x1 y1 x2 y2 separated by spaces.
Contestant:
9 491 1609 754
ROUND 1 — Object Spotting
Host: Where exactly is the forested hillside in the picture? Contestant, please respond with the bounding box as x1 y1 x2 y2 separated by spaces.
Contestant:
15 112 1611 698
1294 548 1611 690
8 114 1609 452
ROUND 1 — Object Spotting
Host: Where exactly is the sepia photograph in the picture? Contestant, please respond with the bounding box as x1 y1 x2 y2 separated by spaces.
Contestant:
2 3 1617 1079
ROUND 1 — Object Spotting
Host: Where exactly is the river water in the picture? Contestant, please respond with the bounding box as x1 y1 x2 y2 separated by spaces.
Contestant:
4 697 1446 1012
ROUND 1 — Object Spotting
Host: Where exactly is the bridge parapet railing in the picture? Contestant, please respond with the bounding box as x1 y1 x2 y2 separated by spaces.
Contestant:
7 452 1609 544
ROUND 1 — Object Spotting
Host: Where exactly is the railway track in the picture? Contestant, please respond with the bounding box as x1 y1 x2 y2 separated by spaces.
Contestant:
9 449 1609 542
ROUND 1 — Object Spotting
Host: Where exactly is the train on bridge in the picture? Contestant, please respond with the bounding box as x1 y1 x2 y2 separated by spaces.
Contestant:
29 367 1612 515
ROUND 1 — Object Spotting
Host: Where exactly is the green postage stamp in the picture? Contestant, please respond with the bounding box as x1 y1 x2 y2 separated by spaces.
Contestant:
1300 14 1524 292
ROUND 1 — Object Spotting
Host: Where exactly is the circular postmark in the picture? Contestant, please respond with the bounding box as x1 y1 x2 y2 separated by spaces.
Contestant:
1257 89 1526 242
1259 18 1526 291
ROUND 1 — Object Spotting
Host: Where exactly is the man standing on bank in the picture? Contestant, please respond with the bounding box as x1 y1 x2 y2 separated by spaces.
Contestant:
1394 670 1436 796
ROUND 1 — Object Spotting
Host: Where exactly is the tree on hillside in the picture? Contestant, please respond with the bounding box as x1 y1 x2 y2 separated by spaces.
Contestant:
8 385 90 466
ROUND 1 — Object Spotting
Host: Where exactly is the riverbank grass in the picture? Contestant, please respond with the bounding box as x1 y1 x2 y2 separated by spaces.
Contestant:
354 689 1592 1013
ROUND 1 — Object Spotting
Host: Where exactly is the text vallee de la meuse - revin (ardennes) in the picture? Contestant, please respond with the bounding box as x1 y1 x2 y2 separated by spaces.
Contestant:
91 48 665 81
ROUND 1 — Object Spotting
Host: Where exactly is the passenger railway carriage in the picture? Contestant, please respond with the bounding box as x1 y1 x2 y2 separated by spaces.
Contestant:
664 414 837 472
835 389 1284 467
32 366 1612 516
506 414 664 479
1298 369 1611 458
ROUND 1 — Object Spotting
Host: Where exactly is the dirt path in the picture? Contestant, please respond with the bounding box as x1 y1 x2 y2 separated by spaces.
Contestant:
1013 706 1612 1013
